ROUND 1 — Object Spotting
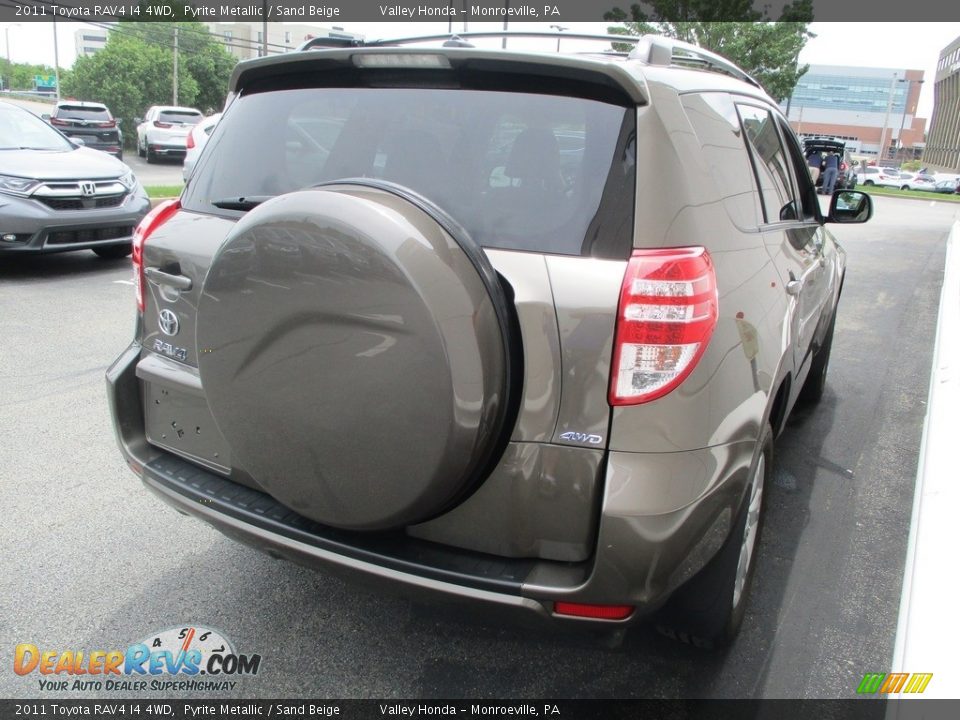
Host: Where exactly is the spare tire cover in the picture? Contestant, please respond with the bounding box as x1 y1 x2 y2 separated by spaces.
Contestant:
196 183 512 530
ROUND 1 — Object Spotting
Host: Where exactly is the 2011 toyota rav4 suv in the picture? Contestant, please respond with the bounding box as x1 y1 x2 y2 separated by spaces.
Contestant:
107 33 872 648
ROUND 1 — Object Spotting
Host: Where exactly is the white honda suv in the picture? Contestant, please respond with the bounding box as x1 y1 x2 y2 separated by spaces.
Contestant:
135 105 203 163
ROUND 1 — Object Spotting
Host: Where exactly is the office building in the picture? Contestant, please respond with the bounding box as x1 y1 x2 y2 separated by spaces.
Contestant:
923 36 960 173
783 64 926 161
74 26 109 58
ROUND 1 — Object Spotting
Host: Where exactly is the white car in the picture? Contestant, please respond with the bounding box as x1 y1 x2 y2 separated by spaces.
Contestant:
135 106 203 164
901 173 937 191
858 167 914 189
182 113 221 182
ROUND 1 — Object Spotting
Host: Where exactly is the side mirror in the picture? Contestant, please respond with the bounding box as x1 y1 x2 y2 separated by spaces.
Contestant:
134 117 142 125
827 190 872 224
41 113 50 121
115 118 123 126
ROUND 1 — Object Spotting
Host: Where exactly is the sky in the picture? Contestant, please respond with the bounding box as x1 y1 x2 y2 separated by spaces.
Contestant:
3 20 960 119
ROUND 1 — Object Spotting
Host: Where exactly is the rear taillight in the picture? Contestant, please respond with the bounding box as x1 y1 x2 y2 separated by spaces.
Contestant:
154 121 172 129
49 117 67 126
132 199 180 313
840 162 847 171
97 120 116 128
186 128 196 149
608 247 718 406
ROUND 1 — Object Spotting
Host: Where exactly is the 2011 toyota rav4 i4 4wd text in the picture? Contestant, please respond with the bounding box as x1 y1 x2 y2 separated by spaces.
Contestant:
107 32 872 648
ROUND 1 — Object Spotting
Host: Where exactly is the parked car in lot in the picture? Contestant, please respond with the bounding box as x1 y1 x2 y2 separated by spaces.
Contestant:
108 33 871 648
0 100 150 257
802 137 856 191
182 112 222 182
43 100 123 159
900 173 937 191
135 106 203 163
933 178 960 194
859 166 908 188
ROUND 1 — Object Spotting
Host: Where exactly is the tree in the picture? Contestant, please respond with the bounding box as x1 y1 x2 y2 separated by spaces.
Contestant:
62 32 198 142
60 22 236 148
116 22 236 114
604 1 815 101
1 60 60 92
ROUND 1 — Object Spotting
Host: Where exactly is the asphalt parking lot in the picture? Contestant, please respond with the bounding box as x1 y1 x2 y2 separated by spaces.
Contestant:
1 195 956 699
124 153 186 187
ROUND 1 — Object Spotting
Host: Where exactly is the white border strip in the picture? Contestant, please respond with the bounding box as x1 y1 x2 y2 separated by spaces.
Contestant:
890 220 960 700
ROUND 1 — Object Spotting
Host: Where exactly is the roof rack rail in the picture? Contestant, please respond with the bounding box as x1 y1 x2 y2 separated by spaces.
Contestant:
298 31 643 53
629 35 762 90
294 31 761 90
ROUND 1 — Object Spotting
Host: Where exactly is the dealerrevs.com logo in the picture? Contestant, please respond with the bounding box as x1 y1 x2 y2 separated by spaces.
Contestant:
14 625 262 692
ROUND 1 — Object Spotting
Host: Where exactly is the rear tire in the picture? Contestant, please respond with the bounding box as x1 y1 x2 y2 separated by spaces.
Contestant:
864 180 874 186
798 307 837 406
900 185 910 191
138 139 145 158
92 244 132 260
146 148 156 164
655 424 772 649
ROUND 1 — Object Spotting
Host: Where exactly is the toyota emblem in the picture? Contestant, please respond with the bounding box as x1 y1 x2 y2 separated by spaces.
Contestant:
158 308 180 336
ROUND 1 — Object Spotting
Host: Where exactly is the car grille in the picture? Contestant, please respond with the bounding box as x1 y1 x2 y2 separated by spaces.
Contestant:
46 225 134 245
37 195 126 211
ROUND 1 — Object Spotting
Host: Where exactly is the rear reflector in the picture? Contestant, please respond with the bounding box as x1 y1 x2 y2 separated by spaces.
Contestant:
554 602 634 620
186 128 196 149
609 247 718 405
133 199 180 313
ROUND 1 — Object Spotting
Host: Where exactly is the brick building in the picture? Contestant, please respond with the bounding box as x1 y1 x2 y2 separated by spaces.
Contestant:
782 64 926 163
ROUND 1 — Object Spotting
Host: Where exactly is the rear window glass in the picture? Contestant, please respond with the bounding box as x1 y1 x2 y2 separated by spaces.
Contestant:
158 111 202 124
56 105 110 121
183 87 636 257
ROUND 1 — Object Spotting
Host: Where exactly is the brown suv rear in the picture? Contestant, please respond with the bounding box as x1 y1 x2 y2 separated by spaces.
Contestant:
107 32 872 648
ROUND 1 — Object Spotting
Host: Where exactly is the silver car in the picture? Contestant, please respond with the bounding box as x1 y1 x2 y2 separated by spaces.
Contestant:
0 101 150 258
108 33 872 648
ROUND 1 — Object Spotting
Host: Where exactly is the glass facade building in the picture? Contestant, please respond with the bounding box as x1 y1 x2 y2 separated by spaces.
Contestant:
791 72 908 114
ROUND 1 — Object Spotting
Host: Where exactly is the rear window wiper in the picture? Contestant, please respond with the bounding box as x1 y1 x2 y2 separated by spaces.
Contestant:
211 196 273 211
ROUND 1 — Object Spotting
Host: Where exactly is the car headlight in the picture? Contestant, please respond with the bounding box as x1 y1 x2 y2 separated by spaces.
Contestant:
118 170 138 191
0 175 40 197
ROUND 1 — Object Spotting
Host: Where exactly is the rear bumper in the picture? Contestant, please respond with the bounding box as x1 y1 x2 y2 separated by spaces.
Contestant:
107 342 759 627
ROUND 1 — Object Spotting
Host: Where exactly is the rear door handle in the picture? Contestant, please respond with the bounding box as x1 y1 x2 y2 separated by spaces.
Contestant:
145 266 192 291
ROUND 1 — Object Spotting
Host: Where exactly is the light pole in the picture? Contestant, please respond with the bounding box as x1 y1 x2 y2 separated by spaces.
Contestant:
550 25 568 52
52 20 60 101
879 72 899 163
896 79 924 162
5 23 21 91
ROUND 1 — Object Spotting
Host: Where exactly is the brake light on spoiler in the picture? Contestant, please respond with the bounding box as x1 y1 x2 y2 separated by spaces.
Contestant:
608 247 718 405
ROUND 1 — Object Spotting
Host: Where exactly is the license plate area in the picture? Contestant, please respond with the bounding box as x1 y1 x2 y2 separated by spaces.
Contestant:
144 381 231 475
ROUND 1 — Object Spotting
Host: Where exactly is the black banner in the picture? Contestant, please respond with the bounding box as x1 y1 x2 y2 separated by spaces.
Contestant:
3 700 960 720
0 0 958 23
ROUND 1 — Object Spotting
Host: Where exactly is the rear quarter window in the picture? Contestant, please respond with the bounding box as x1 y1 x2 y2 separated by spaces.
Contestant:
183 87 636 258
